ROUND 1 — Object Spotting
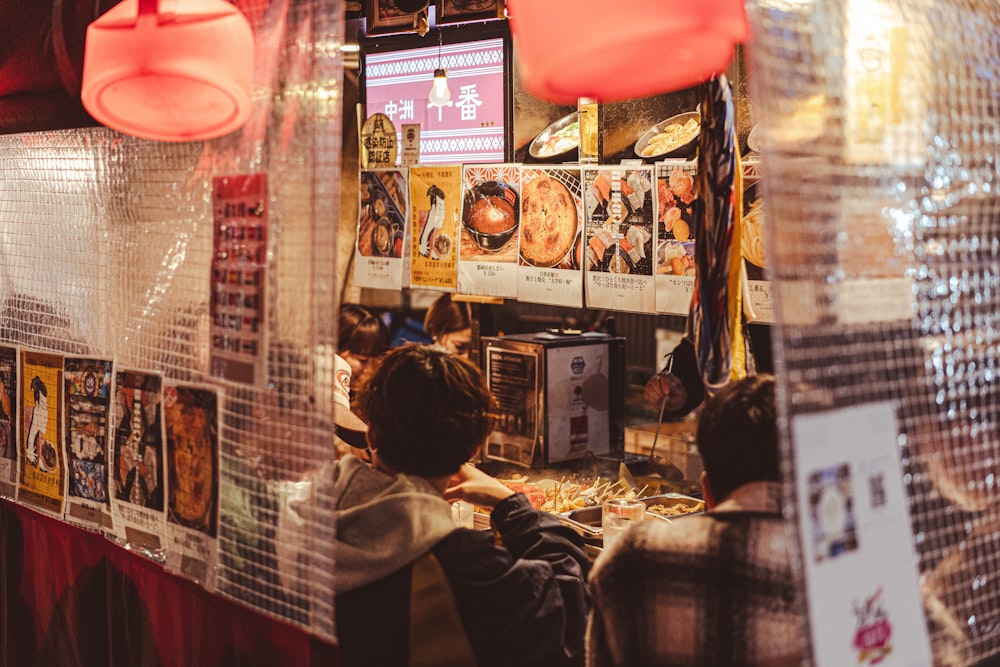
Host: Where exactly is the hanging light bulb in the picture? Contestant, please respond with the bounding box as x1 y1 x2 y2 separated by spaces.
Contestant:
429 69 451 105
427 30 452 122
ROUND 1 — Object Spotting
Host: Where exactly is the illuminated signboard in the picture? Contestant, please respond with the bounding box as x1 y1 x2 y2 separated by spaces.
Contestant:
363 32 509 164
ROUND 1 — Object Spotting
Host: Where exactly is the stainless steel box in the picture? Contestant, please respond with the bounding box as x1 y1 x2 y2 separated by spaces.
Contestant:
481 331 625 468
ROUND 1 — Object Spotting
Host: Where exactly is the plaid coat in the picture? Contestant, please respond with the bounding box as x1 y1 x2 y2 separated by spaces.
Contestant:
587 481 808 666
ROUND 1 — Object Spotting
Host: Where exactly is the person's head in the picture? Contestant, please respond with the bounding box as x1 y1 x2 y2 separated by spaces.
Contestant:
696 374 778 505
338 304 390 377
357 344 495 478
423 293 472 358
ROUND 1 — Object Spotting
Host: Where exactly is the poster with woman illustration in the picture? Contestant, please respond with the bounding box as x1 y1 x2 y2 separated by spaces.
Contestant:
0 345 17 499
409 165 462 290
108 369 166 554
18 350 64 517
164 383 220 590
63 356 114 531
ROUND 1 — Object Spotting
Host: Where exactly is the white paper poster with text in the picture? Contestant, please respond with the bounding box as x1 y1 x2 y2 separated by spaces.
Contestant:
654 160 697 314
355 169 408 289
583 166 655 313
516 166 583 308
792 402 931 666
457 164 520 298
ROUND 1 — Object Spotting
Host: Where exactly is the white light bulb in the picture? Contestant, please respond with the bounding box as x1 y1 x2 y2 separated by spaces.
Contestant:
428 69 451 107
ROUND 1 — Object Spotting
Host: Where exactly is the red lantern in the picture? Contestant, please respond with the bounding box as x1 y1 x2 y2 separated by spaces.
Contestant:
506 0 748 104
81 0 254 142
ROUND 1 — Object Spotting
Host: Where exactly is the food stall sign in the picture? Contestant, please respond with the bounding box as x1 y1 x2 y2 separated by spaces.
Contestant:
361 113 399 168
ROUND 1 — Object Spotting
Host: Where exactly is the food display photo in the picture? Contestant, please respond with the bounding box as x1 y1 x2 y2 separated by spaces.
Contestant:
583 167 656 277
358 169 407 258
634 110 700 161
655 162 698 278
457 164 521 297
742 178 767 279
527 112 580 163
515 166 584 308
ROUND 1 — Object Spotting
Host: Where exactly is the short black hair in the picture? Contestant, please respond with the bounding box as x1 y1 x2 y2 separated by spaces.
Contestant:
357 344 495 477
696 374 778 502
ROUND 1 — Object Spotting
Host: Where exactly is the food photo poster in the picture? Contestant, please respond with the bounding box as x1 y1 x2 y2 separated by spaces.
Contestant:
655 160 698 314
356 168 408 290
163 383 221 590
17 350 64 517
516 166 584 308
108 369 166 557
62 356 114 531
409 165 462 291
457 164 520 298
583 166 656 313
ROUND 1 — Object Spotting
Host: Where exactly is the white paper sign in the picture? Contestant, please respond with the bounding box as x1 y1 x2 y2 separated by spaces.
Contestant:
792 402 931 666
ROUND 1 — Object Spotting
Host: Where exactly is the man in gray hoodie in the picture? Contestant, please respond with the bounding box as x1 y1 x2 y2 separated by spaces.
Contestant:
332 344 591 666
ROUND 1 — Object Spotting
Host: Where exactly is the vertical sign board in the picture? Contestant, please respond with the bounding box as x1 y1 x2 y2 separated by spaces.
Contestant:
211 174 267 385
792 402 931 666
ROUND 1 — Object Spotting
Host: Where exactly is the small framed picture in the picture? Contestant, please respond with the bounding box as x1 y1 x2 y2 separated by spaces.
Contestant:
366 0 420 34
436 0 503 24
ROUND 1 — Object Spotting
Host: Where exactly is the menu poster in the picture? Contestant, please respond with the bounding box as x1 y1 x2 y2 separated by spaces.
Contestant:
741 158 773 323
17 350 64 517
484 346 539 468
62 357 114 531
355 169 408 290
516 166 584 308
0 345 18 498
457 164 520 298
210 174 267 386
108 369 166 555
583 166 656 313
792 403 931 666
655 160 698 314
164 383 220 589
409 165 462 290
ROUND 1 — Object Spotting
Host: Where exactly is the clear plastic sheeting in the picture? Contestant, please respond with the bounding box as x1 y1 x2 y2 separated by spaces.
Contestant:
0 0 342 642
746 0 1000 664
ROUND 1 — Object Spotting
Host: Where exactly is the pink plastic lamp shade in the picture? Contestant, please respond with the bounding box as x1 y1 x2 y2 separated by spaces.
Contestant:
81 0 254 142
506 0 748 104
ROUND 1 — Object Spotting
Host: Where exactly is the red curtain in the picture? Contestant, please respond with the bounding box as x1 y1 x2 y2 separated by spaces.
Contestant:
0 499 336 667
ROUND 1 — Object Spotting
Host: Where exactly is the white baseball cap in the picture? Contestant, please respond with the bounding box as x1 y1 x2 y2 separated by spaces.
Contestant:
334 353 368 435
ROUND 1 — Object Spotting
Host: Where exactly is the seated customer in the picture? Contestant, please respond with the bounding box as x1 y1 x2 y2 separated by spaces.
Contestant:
338 303 390 385
423 292 473 358
333 344 591 667
587 374 804 667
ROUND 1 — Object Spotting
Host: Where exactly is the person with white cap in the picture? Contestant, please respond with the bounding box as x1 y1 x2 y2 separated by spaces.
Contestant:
333 352 370 461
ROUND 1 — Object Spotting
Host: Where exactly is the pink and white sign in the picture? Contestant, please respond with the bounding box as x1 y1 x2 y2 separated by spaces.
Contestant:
364 37 507 164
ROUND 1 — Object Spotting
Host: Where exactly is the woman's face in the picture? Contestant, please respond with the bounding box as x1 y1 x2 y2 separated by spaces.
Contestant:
341 350 376 378
436 327 472 358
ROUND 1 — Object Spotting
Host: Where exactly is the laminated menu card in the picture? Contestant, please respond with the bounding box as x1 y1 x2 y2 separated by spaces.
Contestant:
355 168 408 290
17 349 64 518
655 160 698 314
62 356 115 531
163 383 221 590
583 165 656 313
108 369 166 558
457 164 520 298
516 166 584 308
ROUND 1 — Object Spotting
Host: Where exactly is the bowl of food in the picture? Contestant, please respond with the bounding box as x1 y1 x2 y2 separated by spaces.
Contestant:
634 111 701 160
463 180 519 252
528 112 580 162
